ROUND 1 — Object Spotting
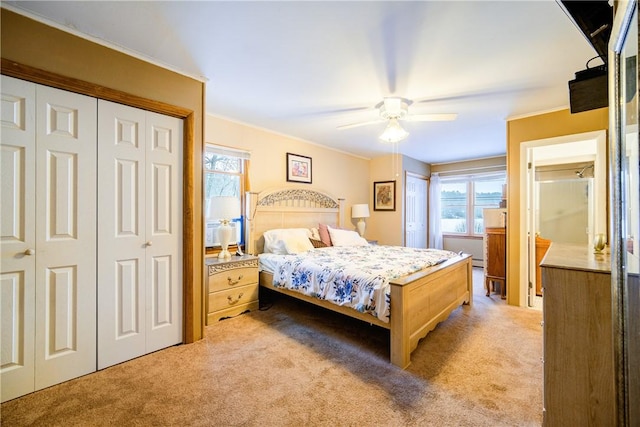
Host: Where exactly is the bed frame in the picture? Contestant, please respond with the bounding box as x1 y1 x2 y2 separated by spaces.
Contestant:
246 188 473 369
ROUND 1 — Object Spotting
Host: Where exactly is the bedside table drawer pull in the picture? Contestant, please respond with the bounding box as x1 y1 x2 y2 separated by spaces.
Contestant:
227 293 244 305
227 275 243 286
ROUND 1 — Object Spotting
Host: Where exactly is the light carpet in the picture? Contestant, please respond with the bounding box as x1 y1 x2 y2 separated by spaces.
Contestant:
1 268 543 426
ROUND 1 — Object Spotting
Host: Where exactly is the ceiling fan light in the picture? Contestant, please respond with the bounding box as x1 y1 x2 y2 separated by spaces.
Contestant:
379 118 409 143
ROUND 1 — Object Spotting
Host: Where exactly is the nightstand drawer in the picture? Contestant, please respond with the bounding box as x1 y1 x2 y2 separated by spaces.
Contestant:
209 267 258 292
208 283 259 312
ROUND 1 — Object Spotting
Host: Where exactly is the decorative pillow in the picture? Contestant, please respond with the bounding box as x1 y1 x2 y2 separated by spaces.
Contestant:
327 226 369 247
309 238 328 248
310 227 321 241
318 223 333 246
282 233 314 254
263 228 312 254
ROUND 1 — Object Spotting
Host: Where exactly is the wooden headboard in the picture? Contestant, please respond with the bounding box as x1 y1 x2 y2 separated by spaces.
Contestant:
246 188 345 255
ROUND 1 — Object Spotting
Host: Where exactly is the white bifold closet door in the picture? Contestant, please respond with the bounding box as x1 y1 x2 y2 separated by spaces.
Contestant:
97 100 183 369
1 76 97 402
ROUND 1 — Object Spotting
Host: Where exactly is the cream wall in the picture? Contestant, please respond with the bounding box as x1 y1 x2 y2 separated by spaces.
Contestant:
368 153 431 246
369 155 403 245
206 115 371 232
205 117 433 246
506 107 609 306
403 154 430 177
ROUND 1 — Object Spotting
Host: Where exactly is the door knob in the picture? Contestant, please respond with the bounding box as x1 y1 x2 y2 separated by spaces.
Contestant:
146 241 153 247
24 248 35 256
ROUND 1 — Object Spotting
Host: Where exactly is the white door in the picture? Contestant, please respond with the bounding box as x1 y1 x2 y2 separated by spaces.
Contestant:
1 76 37 402
34 85 97 390
97 101 146 368
144 110 182 353
405 174 428 248
1 77 97 401
97 101 182 369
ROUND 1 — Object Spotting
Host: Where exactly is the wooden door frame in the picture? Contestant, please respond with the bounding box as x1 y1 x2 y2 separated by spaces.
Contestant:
1 58 198 343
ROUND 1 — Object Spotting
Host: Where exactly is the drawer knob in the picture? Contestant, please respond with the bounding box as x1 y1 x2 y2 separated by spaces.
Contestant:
227 293 244 305
227 275 243 286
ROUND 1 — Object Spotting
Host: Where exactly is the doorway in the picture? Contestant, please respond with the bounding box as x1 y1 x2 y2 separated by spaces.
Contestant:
519 130 607 308
536 162 594 245
405 172 428 248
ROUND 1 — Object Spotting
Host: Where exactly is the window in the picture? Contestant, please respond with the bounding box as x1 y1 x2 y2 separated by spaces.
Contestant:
440 174 505 236
204 145 249 247
441 181 468 234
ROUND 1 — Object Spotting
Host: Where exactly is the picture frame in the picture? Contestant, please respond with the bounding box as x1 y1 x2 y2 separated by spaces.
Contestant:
286 152 312 184
373 180 396 211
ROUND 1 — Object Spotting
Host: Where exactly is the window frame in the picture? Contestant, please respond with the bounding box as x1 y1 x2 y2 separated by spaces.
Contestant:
204 145 248 248
440 179 470 235
440 173 505 237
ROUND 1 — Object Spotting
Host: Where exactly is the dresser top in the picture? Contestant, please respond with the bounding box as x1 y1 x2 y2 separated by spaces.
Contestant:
540 243 611 273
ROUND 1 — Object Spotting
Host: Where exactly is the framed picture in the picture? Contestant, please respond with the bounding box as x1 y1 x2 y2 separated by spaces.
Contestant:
286 153 312 184
373 180 396 211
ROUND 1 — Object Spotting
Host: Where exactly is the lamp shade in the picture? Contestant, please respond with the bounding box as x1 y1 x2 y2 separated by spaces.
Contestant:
379 118 409 143
351 203 370 219
208 196 241 221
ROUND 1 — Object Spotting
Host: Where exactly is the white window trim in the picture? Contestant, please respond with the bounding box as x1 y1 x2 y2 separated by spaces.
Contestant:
441 172 506 237
205 143 250 160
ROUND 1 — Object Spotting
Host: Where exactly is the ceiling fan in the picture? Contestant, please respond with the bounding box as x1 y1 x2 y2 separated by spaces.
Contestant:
337 97 457 143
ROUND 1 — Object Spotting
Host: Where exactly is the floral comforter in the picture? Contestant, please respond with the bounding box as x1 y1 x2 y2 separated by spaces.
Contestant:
259 245 459 323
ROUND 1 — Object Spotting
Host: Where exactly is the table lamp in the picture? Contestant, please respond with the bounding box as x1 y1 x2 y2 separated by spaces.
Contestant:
209 196 241 259
351 203 370 237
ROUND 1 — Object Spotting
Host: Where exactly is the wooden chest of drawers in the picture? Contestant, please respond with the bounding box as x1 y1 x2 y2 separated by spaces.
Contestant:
540 244 614 426
484 226 506 298
206 255 259 324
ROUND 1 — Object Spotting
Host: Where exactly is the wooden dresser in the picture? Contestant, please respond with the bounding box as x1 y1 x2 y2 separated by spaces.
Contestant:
484 226 506 298
540 243 614 426
206 255 259 324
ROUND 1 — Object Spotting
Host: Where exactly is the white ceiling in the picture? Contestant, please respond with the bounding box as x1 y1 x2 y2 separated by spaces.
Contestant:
4 1 601 164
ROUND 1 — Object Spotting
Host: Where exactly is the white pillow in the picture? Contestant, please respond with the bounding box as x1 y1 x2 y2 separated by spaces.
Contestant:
282 233 314 254
263 228 312 254
327 226 369 247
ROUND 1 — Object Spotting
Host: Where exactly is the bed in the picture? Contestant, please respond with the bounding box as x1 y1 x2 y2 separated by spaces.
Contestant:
246 188 473 369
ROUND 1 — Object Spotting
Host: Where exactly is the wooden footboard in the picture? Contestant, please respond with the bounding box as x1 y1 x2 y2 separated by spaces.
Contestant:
389 253 473 368
258 253 473 369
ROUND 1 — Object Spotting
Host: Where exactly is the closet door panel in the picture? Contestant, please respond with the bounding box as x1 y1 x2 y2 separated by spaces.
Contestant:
98 100 146 369
0 271 33 401
34 85 96 390
145 111 182 352
0 76 36 402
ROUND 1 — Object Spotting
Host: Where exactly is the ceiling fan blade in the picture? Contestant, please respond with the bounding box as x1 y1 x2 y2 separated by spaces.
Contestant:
337 119 385 130
290 105 373 118
405 113 457 122
414 85 542 105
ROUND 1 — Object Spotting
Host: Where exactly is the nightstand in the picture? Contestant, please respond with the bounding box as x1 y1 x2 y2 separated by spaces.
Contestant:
206 255 259 324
